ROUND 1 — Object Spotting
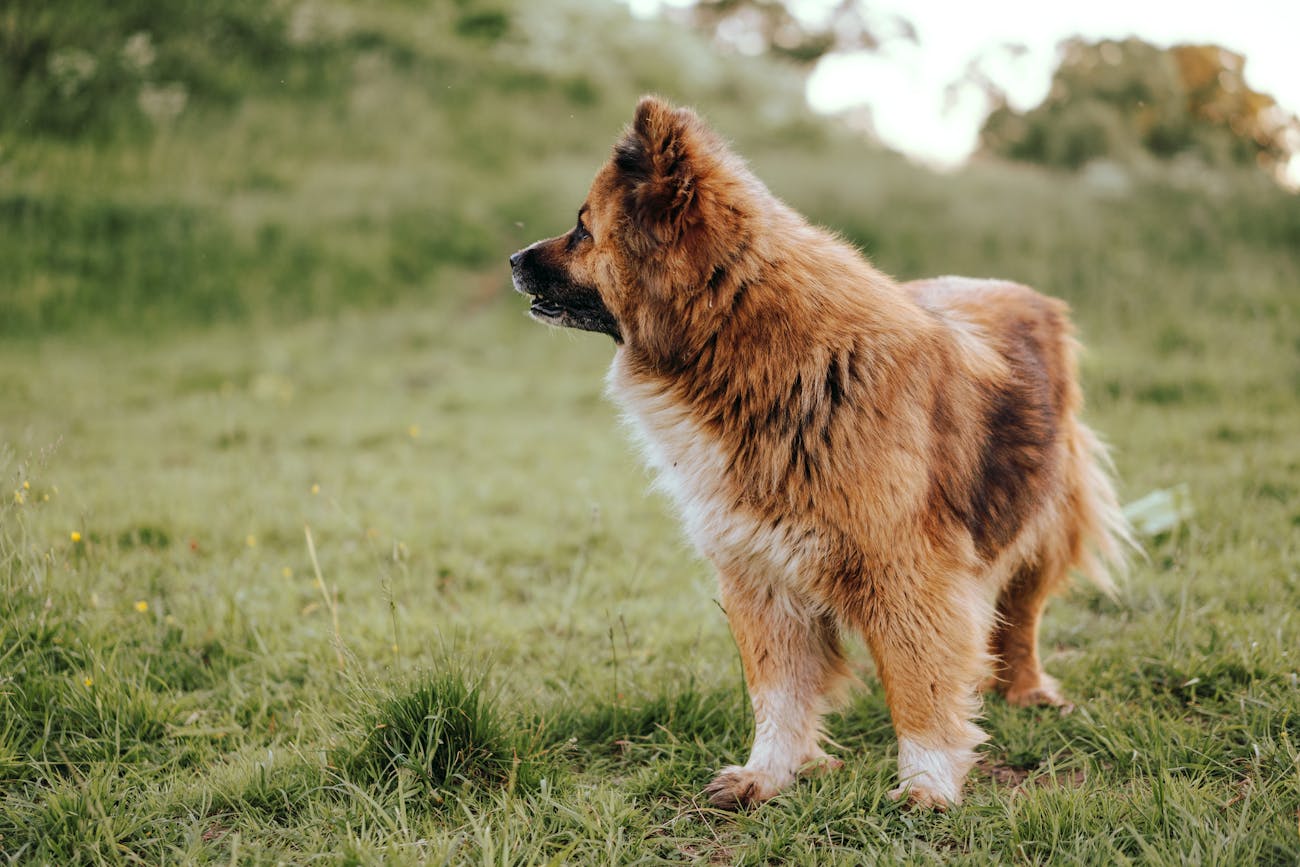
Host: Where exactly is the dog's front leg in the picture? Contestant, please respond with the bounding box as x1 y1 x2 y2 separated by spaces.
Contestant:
858 580 995 809
704 573 849 808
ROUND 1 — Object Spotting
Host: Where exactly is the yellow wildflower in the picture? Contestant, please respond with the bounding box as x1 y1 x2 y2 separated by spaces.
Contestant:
311 483 320 495
22 480 30 490
408 424 420 439
83 677 94 688
13 490 23 505
134 600 149 613
70 531 82 543
282 566 293 579
246 535 257 548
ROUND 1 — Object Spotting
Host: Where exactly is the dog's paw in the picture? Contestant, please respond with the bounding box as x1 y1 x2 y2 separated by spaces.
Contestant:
703 766 783 809
887 782 959 811
1003 674 1073 713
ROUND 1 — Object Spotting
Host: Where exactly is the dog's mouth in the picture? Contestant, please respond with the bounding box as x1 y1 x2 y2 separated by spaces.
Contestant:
527 294 621 343
510 246 622 342
527 295 566 322
510 262 568 323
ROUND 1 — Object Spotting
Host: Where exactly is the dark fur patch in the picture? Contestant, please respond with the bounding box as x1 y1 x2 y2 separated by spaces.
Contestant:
967 329 1058 557
920 320 1063 560
824 348 855 409
614 137 649 182
706 263 728 293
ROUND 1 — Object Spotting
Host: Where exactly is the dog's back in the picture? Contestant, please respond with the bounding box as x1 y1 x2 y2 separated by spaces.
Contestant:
906 275 1131 595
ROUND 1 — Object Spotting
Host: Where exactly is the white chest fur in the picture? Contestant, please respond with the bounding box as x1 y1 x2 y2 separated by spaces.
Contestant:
606 353 808 583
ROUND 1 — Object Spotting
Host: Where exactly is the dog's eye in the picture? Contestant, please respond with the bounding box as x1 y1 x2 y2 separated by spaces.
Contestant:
568 218 591 250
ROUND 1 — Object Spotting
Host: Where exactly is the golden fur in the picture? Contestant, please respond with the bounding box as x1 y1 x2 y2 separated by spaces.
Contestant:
510 96 1131 809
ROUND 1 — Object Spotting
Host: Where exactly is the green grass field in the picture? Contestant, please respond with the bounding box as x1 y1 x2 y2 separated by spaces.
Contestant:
3 1 1300 863
4 284 1299 863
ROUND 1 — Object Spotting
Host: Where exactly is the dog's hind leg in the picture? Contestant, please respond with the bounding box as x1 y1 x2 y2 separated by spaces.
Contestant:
858 580 994 809
986 552 1073 709
985 419 1132 709
704 574 850 809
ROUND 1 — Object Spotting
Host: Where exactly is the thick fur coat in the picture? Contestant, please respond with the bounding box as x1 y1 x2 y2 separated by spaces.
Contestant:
510 96 1131 808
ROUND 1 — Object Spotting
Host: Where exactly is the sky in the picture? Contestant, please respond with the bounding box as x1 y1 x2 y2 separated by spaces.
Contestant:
623 0 1300 183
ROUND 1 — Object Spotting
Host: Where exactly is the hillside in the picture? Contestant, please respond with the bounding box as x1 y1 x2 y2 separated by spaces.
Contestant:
1 0 832 332
4 0 1294 339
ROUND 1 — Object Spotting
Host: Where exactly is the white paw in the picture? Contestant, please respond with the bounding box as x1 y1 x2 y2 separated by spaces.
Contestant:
703 765 784 808
892 738 973 808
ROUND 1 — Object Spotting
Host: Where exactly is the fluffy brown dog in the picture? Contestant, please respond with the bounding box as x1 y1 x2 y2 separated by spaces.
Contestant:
510 96 1131 809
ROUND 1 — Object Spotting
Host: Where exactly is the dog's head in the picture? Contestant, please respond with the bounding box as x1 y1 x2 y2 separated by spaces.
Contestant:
510 96 760 366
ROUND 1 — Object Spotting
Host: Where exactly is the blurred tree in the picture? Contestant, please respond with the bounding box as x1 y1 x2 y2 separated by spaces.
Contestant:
675 0 914 66
979 37 1300 179
1170 44 1298 171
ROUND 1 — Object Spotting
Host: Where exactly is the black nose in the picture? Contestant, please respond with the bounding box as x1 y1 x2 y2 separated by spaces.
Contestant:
509 250 524 268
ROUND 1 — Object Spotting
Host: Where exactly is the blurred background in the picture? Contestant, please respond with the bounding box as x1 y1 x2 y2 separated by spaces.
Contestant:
2 0 1297 335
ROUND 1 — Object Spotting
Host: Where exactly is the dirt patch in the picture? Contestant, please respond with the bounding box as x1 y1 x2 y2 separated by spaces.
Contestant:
977 758 1087 795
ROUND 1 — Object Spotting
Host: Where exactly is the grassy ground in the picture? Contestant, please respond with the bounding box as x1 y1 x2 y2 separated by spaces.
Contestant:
3 0 1300 863
2 271 1298 862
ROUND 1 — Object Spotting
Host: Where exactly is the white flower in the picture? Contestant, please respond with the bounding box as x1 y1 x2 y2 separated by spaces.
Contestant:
122 32 156 73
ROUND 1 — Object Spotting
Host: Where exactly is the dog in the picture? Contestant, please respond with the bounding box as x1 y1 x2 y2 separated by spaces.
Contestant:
509 96 1131 809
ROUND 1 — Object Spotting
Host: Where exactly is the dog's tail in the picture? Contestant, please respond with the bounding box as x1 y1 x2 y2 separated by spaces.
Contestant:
1067 421 1137 597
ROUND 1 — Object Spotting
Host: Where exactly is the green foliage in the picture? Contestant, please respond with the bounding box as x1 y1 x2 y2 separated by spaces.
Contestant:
981 37 1300 175
0 0 301 138
0 193 246 329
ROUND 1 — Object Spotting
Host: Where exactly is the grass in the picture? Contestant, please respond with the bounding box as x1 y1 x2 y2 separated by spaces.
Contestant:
3 0 1300 862
2 279 1298 862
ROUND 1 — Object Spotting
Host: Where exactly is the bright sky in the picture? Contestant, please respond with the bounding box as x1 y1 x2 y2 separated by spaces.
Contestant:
624 0 1300 183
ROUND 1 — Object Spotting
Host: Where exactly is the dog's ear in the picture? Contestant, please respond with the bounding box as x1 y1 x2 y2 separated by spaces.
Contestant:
614 96 715 254
611 97 754 368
